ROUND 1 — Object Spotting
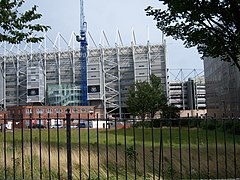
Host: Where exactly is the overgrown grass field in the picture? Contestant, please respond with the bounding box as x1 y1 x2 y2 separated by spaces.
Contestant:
0 126 239 179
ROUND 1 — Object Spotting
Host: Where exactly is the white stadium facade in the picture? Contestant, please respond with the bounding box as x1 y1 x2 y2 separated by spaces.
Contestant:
0 33 168 118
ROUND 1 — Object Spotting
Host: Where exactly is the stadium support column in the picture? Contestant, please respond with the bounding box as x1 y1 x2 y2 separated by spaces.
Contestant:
187 79 195 117
44 39 47 106
57 50 61 86
0 63 3 109
71 50 76 84
181 82 185 110
1 46 6 109
163 40 169 105
3 44 6 110
16 46 20 106
100 46 107 119
147 41 152 80
132 42 137 84
194 81 198 110
116 45 122 119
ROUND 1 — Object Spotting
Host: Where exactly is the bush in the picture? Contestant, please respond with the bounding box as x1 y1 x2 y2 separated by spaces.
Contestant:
200 119 219 130
200 118 240 135
133 118 240 135
220 119 240 135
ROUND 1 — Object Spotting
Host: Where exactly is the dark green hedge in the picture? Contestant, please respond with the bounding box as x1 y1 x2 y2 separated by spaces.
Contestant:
133 118 240 135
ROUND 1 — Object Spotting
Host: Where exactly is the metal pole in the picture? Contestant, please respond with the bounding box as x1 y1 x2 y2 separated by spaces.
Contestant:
66 109 72 180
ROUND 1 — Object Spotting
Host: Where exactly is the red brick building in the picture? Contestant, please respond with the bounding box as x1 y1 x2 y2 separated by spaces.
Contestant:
6 106 95 128
0 111 8 129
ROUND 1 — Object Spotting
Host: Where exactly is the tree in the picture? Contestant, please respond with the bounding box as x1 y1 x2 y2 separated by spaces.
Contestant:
0 0 50 44
161 104 180 118
126 74 167 119
146 0 240 70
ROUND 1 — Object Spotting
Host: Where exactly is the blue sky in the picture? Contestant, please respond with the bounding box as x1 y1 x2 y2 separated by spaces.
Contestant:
30 0 203 70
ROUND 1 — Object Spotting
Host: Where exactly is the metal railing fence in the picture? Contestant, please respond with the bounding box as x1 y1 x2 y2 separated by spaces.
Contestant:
0 111 239 179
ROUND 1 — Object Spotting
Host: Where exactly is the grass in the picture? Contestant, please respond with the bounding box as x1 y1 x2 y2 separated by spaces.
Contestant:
0 127 239 179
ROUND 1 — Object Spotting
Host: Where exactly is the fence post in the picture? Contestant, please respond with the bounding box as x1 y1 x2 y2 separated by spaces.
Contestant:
66 109 72 180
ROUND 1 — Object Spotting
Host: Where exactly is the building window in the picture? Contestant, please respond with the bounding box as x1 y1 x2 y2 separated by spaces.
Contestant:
36 109 43 114
47 109 53 114
73 108 78 114
26 109 32 115
88 108 94 114
56 109 62 114
81 108 86 113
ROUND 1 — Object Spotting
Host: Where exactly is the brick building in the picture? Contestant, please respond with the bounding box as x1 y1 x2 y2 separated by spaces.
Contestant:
6 106 95 128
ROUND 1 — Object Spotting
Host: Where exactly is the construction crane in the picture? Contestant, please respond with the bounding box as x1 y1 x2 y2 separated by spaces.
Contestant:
77 0 88 106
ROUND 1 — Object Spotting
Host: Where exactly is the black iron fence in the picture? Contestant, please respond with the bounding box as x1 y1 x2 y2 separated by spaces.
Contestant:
0 111 239 179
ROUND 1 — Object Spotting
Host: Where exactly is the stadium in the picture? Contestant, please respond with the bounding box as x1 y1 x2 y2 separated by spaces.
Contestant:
0 33 167 118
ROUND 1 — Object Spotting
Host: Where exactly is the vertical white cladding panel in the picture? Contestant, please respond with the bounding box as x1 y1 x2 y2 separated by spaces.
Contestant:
87 49 103 100
27 64 44 103
0 65 3 106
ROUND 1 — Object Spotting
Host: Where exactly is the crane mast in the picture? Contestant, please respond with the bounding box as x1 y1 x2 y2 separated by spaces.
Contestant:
77 0 88 106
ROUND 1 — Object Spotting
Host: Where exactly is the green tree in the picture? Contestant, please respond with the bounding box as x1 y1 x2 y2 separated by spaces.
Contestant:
126 74 167 119
0 0 50 44
162 104 180 118
146 0 240 70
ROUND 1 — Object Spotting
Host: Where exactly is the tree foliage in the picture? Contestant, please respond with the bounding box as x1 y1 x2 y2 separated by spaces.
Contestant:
126 74 167 119
162 104 180 118
0 0 50 44
146 0 240 70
